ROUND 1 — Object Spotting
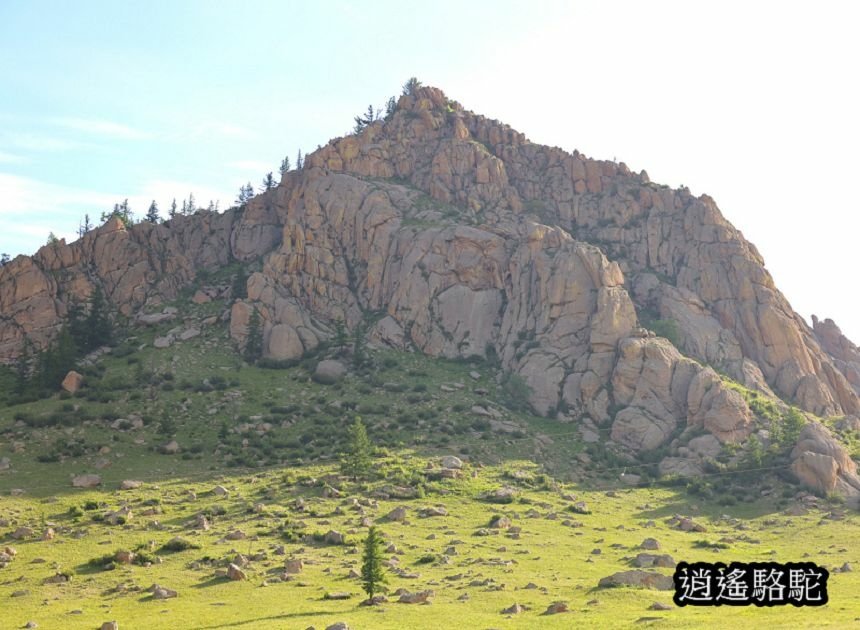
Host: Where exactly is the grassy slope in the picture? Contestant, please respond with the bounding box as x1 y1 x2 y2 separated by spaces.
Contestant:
1 294 859 628
1 460 858 629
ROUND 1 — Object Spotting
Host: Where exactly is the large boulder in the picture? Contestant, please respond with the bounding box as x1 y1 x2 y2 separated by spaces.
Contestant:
791 422 860 506
61 370 84 393
314 359 347 384
598 570 674 590
72 473 101 488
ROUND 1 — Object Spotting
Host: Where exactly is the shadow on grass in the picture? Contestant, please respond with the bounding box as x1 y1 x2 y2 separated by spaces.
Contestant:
194 611 332 629
632 486 790 522
193 576 230 589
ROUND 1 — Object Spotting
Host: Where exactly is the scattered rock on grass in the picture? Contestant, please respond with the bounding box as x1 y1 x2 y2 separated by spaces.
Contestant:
542 601 569 615
598 570 674 591
71 474 101 488
502 603 526 614
398 590 434 604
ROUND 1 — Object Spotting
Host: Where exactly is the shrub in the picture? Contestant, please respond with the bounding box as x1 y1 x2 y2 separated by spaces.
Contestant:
160 538 200 552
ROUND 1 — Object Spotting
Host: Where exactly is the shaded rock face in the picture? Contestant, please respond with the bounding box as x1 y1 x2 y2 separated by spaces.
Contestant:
1 85 857 450
813 315 860 396
791 422 860 507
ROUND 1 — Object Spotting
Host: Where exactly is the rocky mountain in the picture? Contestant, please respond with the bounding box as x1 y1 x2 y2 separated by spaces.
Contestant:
1 85 858 501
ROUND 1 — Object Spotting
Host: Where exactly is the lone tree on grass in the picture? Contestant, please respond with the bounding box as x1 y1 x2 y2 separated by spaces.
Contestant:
341 416 372 480
360 526 387 602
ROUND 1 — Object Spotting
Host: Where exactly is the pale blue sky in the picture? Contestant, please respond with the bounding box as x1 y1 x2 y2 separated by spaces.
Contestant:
1 1 858 340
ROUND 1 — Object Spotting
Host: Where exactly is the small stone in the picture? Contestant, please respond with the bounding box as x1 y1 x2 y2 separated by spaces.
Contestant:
71 474 101 488
543 601 569 615
227 563 246 581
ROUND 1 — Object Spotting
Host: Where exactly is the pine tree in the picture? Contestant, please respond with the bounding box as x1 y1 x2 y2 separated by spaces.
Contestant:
360 526 387 601
341 416 372 480
236 183 254 205
84 285 113 351
352 322 369 368
243 308 263 363
0 253 10 266
67 300 87 352
78 214 93 237
36 326 77 391
384 96 397 120
169 198 178 219
105 199 133 226
279 155 291 175
231 267 248 300
402 77 421 96
332 319 348 351
261 172 276 192
354 104 378 133
47 232 59 245
296 150 303 170
187 193 196 214
13 344 31 397
145 200 159 223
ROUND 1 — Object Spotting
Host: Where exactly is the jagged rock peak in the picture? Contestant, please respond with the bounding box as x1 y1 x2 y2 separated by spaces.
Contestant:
2 83 858 431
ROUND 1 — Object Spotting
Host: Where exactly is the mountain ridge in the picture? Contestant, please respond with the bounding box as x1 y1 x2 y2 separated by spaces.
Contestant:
1 83 859 501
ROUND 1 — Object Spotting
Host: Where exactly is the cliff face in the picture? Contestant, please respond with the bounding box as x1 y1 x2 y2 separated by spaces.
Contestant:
1 86 857 467
0 211 239 357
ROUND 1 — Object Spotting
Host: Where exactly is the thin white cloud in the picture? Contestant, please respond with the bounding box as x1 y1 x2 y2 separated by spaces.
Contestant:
0 150 27 164
48 117 150 140
4 132 84 152
0 173 115 254
0 173 238 256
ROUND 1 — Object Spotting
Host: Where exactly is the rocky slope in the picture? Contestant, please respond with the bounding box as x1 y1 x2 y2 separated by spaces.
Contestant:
1 85 858 497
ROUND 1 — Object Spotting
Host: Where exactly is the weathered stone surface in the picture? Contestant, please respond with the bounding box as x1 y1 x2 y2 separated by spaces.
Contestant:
161 440 181 454
791 422 860 507
314 359 347 384
441 455 463 469
542 602 570 615
227 563 246 581
813 315 860 396
610 339 751 453
398 589 434 604
72 474 101 488
153 586 178 600
386 506 408 522
284 558 304 574
598 570 674 590
61 370 84 393
632 553 675 568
